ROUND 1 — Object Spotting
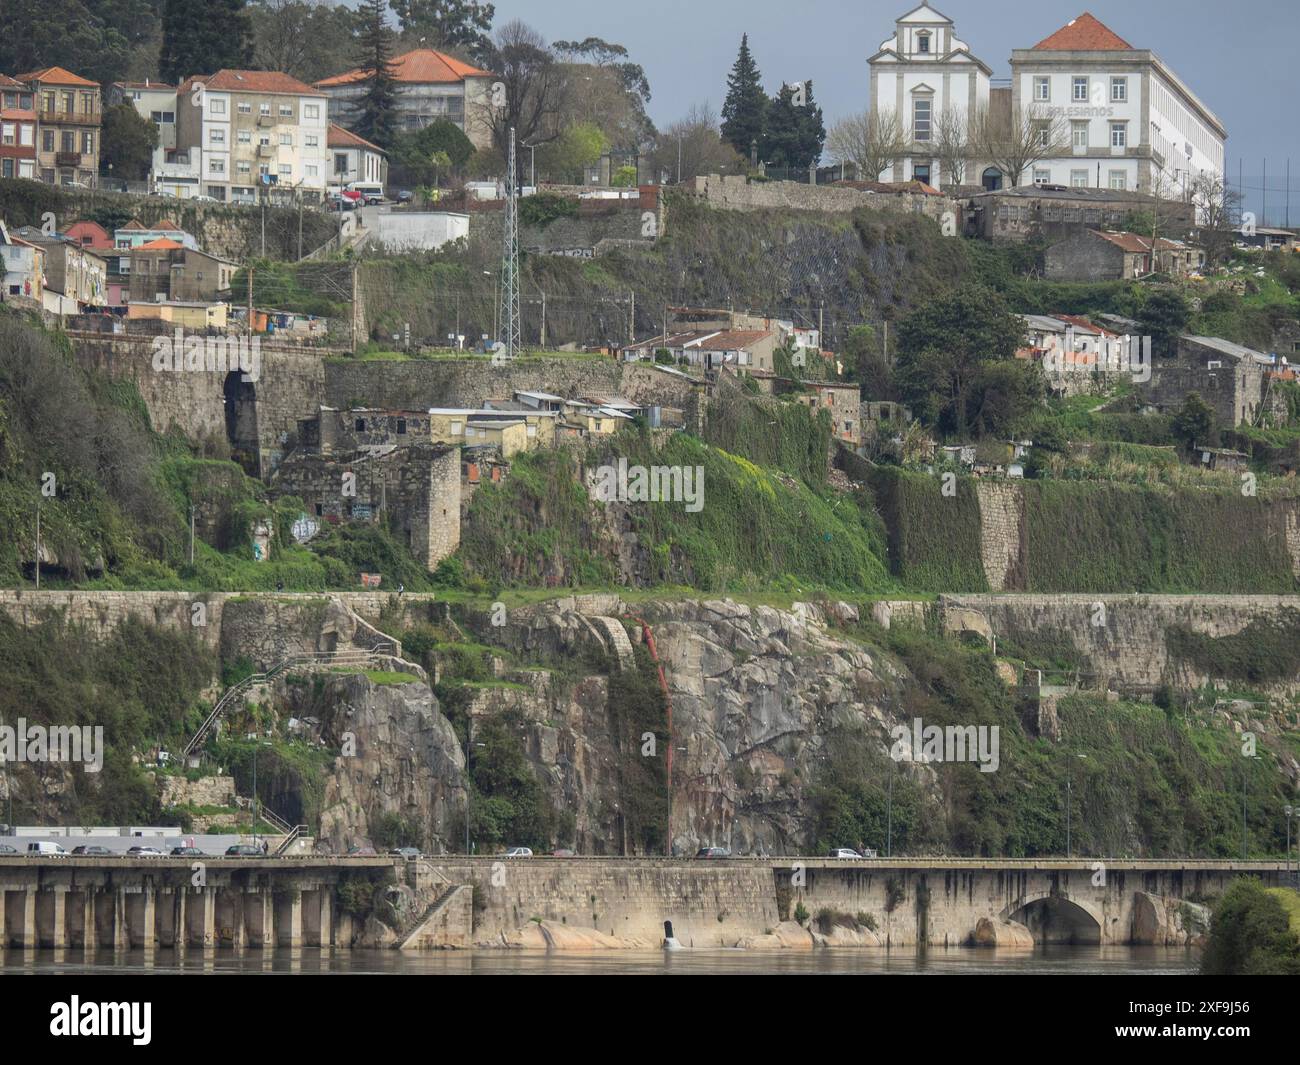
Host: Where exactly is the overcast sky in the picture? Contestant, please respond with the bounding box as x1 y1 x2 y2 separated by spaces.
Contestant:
420 0 1300 222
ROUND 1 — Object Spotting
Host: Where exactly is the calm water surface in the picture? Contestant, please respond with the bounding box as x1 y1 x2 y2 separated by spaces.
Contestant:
2 945 1199 975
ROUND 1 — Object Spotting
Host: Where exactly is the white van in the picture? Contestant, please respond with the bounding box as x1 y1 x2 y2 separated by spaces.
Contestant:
27 841 68 856
346 181 385 205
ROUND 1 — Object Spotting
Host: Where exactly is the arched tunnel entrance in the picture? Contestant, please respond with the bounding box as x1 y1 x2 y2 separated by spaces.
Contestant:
223 370 260 477
1007 897 1101 945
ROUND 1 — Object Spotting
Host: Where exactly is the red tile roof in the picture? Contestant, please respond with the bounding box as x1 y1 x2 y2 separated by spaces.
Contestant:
316 48 492 88
15 66 100 87
695 330 775 350
1032 13 1132 50
114 80 175 91
178 70 323 97
135 237 185 251
327 122 385 153
0 74 25 89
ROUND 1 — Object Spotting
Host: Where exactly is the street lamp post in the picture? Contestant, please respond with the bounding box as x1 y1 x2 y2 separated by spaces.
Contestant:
464 730 484 855
1286 805 1295 878
886 753 895 858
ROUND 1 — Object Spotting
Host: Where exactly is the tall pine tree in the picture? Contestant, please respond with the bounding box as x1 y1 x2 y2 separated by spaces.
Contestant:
720 34 767 162
159 0 253 83
764 79 826 170
352 0 401 149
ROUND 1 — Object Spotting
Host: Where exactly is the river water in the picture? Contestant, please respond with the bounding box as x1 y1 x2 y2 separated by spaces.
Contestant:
2 944 1198 974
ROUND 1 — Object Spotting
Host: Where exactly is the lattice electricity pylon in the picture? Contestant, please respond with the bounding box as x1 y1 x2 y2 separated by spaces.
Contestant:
497 126 523 361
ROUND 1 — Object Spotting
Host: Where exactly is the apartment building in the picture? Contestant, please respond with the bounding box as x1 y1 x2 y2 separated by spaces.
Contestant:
19 67 101 187
316 48 495 150
0 74 38 180
1009 13 1226 194
175 71 329 203
868 2 995 187
109 80 200 198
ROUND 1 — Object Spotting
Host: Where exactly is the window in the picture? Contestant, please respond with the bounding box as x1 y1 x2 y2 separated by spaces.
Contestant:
1110 77 1127 103
259 103 271 116
334 153 349 174
913 97 932 142
1035 123 1050 148
917 31 930 53
305 104 320 119
1 122 13 145
278 164 291 177
1070 169 1088 187
1033 168 1051 185
237 129 251 143
279 133 292 146
279 105 293 117
238 102 252 114
1110 122 1127 149
19 124 32 147
913 163 931 184
237 161 251 174
396 418 407 434
1 159 11 179
210 129 225 144
1072 76 1089 102
81 132 93 154
1034 77 1051 102
42 130 54 151
1072 122 1088 150
62 92 74 114
150 110 175 124
305 134 319 147
450 421 463 435
1108 170 1126 190
208 158 224 174
210 98 225 115
61 131 74 151
305 164 318 177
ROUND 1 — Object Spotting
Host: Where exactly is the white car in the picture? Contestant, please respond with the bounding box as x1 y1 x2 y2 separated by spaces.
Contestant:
126 846 164 858
829 848 865 859
27 841 68 856
502 847 533 858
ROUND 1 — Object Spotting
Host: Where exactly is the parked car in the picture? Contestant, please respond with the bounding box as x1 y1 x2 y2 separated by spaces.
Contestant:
225 844 264 857
27 841 68 856
126 846 163 857
829 848 863 859
346 845 377 856
71 845 113 856
191 194 219 203
694 847 730 859
389 846 420 859
0 844 18 854
170 846 206 857
502 847 533 858
395 189 414 203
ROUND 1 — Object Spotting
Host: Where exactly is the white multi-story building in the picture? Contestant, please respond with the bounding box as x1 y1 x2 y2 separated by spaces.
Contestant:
1009 13 1225 194
174 71 329 204
867 2 994 187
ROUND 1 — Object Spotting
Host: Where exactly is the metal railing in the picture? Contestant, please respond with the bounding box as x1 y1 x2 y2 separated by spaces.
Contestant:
181 642 399 759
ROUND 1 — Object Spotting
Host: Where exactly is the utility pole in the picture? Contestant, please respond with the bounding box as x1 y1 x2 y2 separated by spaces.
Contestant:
498 127 522 360
540 291 547 349
297 193 303 261
886 755 894 858
629 290 635 343
189 504 195 564
246 266 254 337
34 499 40 590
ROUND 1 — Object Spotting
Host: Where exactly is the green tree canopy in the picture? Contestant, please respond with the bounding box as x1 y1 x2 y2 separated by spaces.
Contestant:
389 0 495 62
1137 289 1191 359
1171 391 1217 451
720 34 766 162
895 286 1026 436
764 79 825 170
1201 879 1300 975
100 104 159 182
160 0 254 84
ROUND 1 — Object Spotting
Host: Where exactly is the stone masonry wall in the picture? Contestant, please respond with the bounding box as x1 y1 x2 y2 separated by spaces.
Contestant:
975 482 1025 591
687 174 960 225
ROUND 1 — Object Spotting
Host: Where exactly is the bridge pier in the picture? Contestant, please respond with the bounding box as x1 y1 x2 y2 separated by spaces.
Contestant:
275 891 303 947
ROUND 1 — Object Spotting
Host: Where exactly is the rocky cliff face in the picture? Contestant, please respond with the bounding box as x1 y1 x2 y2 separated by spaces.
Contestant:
300 672 468 854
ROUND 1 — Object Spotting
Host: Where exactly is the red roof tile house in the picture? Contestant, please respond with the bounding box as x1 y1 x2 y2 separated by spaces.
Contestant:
0 74 37 180
316 48 496 150
1008 12 1226 194
1045 228 1204 280
327 123 387 187
18 66 101 187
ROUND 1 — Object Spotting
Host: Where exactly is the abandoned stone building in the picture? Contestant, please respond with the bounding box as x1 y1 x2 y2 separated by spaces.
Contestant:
275 407 461 570
1141 335 1282 428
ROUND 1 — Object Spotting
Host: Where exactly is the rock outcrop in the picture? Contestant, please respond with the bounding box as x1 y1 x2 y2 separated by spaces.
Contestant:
1131 891 1210 947
973 917 1035 948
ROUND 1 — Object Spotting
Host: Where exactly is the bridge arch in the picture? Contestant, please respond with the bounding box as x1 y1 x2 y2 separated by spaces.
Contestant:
1003 892 1102 945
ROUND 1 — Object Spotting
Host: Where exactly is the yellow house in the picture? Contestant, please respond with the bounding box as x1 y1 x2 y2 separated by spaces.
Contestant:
465 419 528 457
127 300 228 329
429 408 552 453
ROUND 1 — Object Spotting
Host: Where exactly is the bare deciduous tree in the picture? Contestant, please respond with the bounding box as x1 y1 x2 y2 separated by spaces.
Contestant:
971 101 1068 187
826 109 909 182
1190 172 1243 265
647 103 745 184
932 107 969 188
481 20 565 162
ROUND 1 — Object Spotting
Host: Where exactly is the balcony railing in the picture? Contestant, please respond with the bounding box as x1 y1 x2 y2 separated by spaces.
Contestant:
55 151 82 167
38 108 100 125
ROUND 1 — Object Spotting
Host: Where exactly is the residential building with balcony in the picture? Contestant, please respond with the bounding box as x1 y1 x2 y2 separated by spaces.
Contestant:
12 226 107 311
316 49 495 150
0 221 44 304
0 74 38 180
175 70 329 203
109 80 200 198
1009 13 1226 195
19 66 101 186
127 238 238 304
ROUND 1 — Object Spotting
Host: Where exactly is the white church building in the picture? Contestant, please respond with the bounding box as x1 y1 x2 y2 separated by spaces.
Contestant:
867 2 994 188
867 5 1227 195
